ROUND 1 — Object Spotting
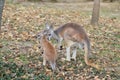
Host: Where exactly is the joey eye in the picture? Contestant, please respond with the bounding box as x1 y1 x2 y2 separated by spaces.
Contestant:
37 35 40 37
37 34 40 37
37 34 41 39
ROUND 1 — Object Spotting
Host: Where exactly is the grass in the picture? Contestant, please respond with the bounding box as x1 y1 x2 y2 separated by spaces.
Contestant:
0 1 120 79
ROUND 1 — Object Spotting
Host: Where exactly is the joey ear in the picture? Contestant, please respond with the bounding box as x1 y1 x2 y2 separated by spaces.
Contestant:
43 30 47 35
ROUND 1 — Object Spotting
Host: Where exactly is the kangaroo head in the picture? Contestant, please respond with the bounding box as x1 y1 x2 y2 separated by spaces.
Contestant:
36 30 48 40
44 23 54 40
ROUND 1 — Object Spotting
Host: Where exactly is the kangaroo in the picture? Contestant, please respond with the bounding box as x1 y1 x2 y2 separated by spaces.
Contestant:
44 23 99 69
36 31 57 71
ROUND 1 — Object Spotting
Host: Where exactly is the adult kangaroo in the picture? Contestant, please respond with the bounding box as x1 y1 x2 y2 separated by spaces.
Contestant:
44 23 99 69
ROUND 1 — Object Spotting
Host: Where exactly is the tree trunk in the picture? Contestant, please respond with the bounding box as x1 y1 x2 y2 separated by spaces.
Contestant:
0 0 5 30
91 0 100 26
110 0 113 2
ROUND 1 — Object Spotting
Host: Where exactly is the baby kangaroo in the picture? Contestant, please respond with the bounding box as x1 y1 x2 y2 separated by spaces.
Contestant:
44 23 99 69
36 31 57 71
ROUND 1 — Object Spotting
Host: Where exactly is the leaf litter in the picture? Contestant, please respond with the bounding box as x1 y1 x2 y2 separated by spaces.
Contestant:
0 2 120 80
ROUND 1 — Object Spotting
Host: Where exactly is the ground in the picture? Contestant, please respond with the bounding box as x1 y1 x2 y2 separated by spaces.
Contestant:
0 1 120 80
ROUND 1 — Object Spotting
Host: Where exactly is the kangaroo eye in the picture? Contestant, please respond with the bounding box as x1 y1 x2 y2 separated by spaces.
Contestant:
48 34 51 36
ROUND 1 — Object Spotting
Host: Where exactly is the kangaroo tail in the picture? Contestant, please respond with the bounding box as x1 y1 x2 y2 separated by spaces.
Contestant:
84 39 91 65
84 39 100 69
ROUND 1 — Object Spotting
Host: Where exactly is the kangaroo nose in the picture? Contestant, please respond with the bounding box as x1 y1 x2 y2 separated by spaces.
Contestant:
38 46 41 49
33 35 37 39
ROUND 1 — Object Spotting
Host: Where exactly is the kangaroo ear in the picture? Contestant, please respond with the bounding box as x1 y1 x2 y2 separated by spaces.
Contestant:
45 22 53 30
50 23 53 29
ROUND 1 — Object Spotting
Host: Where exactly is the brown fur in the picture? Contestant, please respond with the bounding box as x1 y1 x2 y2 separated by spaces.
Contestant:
51 23 99 69
56 23 88 42
40 35 57 71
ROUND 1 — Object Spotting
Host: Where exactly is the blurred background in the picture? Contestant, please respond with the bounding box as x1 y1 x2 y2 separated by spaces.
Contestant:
0 0 120 80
